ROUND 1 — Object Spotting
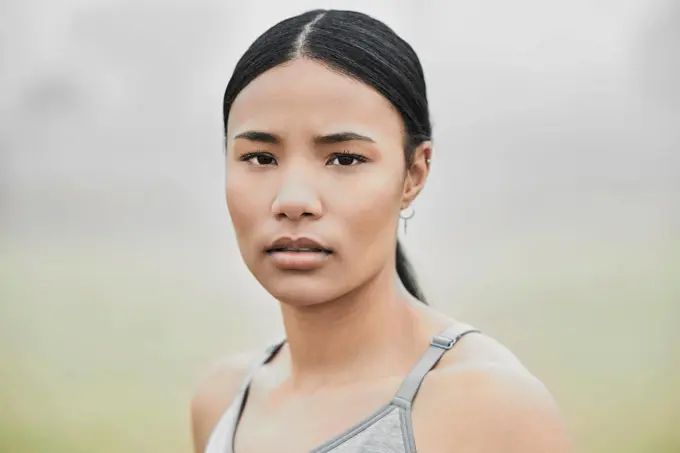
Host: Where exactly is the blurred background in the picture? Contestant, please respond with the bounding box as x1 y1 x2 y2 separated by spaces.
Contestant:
1 0 678 452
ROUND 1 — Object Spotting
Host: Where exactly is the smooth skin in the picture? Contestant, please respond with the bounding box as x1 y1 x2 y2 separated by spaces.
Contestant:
192 58 572 453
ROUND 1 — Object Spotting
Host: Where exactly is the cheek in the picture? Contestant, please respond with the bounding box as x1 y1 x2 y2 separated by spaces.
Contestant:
328 167 403 257
225 170 266 246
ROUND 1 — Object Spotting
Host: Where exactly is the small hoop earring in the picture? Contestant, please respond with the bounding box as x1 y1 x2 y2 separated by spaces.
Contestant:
399 205 415 235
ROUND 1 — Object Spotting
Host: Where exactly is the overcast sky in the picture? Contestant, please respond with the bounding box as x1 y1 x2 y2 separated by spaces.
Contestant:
1 0 677 250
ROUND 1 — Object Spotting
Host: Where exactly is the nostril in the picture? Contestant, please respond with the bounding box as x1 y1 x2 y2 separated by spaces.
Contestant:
271 189 323 220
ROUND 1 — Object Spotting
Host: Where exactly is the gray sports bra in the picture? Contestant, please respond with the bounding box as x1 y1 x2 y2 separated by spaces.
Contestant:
204 324 480 453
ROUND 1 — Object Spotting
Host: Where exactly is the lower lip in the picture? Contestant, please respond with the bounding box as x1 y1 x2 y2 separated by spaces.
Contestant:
266 251 332 270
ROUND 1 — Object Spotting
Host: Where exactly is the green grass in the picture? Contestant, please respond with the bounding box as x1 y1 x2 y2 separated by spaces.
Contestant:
0 236 678 453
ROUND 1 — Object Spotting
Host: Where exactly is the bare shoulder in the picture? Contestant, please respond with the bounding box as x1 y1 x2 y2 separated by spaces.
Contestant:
413 330 573 453
190 351 261 453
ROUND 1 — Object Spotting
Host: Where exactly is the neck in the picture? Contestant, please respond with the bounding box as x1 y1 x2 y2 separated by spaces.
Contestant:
277 265 429 392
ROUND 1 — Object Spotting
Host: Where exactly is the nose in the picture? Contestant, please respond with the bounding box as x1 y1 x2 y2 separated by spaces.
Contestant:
271 171 323 221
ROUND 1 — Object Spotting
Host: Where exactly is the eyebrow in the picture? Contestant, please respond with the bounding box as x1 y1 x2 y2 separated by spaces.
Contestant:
233 131 375 145
315 132 375 145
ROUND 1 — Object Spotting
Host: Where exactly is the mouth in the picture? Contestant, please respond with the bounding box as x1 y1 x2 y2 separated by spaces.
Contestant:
265 237 333 271
266 247 331 254
265 237 333 255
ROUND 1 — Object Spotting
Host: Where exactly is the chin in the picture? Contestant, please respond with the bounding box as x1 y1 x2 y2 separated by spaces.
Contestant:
242 252 348 307
259 273 347 307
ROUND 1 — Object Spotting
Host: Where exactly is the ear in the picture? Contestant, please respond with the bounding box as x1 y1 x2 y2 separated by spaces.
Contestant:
401 141 432 209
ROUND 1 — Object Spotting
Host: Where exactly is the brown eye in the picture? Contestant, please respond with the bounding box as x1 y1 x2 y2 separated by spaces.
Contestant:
327 152 368 166
240 152 277 166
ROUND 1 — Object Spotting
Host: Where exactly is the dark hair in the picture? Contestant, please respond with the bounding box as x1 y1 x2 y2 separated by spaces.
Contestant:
222 9 431 304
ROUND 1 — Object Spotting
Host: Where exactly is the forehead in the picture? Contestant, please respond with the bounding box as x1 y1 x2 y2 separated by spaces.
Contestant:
227 58 404 138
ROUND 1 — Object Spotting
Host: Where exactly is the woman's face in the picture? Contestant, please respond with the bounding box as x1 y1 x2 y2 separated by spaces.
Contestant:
225 58 428 306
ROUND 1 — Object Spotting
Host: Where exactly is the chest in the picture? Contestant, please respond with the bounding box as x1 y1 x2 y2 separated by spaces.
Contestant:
233 381 404 453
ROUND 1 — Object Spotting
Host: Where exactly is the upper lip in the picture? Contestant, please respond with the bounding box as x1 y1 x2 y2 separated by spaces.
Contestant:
266 236 332 253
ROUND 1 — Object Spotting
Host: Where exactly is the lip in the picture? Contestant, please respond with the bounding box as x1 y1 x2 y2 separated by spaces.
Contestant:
266 236 332 253
265 236 333 271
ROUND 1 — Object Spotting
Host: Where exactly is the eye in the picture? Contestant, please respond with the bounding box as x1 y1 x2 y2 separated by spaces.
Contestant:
240 152 277 166
326 152 368 167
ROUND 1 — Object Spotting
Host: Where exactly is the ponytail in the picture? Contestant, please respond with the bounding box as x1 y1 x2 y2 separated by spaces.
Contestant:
396 240 427 304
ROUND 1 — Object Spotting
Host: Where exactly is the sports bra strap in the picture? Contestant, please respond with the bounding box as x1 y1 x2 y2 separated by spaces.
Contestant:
235 340 286 395
236 326 478 408
263 340 286 364
394 324 480 405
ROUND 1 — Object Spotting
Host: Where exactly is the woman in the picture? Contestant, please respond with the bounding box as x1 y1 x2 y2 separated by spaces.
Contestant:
192 9 571 453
